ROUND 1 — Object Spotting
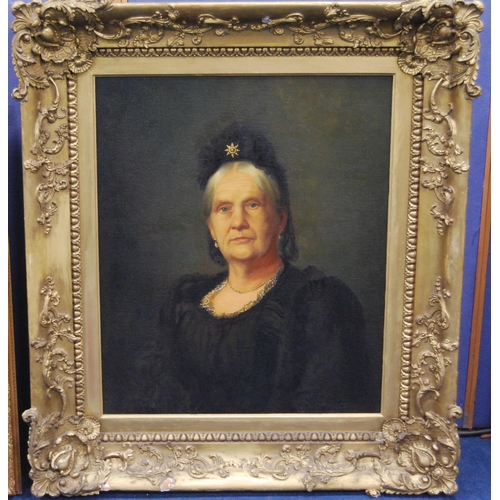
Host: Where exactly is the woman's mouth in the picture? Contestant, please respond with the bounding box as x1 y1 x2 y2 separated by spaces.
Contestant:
231 237 253 243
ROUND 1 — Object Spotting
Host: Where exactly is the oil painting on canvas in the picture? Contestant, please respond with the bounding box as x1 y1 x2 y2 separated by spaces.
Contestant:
96 75 391 414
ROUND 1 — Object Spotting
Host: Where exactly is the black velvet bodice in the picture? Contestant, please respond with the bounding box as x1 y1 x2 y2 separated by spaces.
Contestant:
142 264 376 414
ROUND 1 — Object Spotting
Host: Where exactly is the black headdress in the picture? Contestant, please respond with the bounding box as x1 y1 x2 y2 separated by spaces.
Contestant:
198 123 299 265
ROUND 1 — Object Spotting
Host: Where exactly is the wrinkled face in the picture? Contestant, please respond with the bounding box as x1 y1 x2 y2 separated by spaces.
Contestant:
207 170 286 266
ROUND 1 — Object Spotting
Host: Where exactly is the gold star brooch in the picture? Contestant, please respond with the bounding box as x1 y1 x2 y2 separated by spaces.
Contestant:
225 143 240 158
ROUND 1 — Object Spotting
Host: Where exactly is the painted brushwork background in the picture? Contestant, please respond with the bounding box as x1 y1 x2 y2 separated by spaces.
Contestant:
95 75 392 413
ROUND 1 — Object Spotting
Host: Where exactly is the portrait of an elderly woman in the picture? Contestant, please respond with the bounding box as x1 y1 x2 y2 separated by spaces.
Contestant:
145 124 376 414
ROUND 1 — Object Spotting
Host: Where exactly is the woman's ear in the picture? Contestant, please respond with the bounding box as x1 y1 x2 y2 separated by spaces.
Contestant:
207 219 216 241
279 208 288 233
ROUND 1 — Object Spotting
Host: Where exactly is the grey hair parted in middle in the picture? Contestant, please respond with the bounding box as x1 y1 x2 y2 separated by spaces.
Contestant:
198 124 299 266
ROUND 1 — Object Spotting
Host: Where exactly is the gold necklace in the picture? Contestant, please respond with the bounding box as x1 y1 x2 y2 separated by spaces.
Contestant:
228 279 268 294
227 267 283 294
200 268 282 318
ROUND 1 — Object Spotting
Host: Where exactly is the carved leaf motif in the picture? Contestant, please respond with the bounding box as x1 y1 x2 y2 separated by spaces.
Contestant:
252 5 383 48
43 0 112 18
30 471 61 497
396 0 483 98
31 277 77 415
23 408 110 497
440 339 459 351
31 337 48 349
244 443 371 491
401 0 456 18
419 77 470 233
11 1 43 32
34 40 77 65
374 409 460 495
117 443 237 486
12 35 51 97
411 277 457 415
11 0 115 101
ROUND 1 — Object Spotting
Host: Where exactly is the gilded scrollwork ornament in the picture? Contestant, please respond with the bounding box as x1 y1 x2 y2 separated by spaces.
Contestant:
396 0 483 96
12 0 484 235
103 443 237 491
364 278 461 496
250 5 391 47
24 79 72 234
115 6 247 48
420 78 470 234
11 0 117 232
12 1 481 496
373 407 462 496
11 0 115 101
245 443 381 492
24 274 108 496
394 1 482 233
32 277 76 415
22 408 111 497
11 1 485 91
411 277 458 415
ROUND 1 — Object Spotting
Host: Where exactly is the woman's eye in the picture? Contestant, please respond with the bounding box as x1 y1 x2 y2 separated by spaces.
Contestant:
218 206 230 213
248 202 259 209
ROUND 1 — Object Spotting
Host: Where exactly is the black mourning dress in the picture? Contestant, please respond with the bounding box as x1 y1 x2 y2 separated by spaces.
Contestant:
147 264 375 414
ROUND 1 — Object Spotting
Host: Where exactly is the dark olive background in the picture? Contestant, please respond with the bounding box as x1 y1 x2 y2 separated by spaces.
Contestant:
96 75 392 414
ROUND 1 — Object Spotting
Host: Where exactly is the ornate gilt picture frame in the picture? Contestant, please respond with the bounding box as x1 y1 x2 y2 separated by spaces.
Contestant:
12 0 483 496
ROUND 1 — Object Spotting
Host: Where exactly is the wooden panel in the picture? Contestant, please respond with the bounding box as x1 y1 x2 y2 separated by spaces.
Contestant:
463 114 491 429
9 250 22 495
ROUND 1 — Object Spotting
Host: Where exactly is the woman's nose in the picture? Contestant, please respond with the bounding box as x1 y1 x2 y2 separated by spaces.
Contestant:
231 206 249 229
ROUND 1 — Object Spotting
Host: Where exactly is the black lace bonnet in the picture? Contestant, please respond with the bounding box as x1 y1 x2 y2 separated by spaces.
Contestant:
198 123 298 265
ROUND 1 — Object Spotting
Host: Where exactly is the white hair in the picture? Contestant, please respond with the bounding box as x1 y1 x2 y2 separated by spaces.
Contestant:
203 161 283 219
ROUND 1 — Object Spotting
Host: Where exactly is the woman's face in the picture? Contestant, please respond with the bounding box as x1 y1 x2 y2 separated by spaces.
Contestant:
207 170 286 267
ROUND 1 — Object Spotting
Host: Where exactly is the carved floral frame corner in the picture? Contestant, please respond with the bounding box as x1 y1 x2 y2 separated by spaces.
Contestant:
11 0 483 496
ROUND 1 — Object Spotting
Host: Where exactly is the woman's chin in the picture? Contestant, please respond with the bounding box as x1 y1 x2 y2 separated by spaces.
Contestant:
226 252 282 268
226 252 258 263
224 248 267 263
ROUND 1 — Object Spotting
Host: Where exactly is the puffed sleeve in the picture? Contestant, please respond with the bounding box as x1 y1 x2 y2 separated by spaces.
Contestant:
125 283 175 413
291 275 373 413
139 275 202 413
160 274 223 413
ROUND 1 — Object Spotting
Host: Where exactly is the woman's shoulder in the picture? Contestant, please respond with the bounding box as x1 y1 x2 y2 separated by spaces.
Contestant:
283 265 362 317
160 271 226 325
168 271 226 302
286 265 356 296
